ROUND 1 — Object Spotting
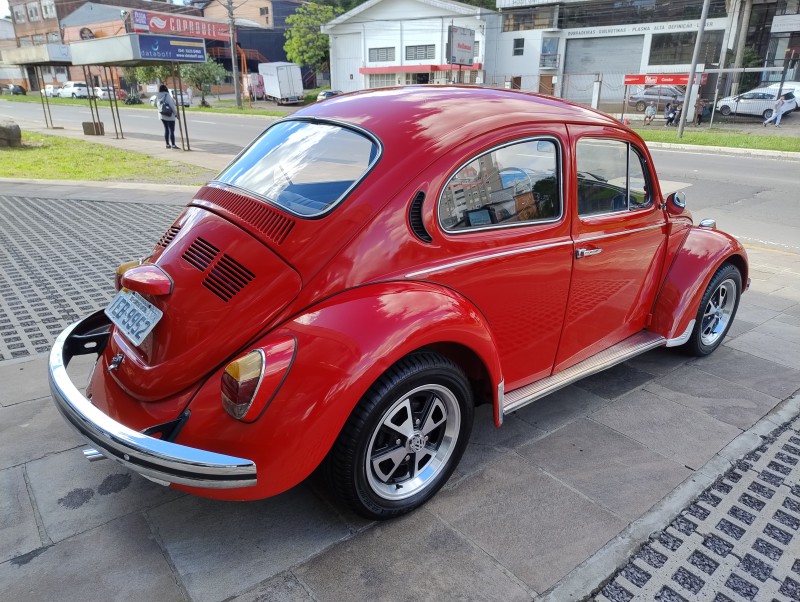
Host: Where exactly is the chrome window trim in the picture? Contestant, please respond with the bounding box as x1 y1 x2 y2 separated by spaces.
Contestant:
213 117 383 220
437 136 564 235
576 138 654 220
405 239 572 278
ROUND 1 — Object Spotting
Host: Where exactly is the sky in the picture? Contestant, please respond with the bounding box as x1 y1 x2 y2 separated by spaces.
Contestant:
1 0 9 19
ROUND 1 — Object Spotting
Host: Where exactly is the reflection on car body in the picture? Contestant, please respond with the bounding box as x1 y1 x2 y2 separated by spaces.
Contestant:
49 86 749 521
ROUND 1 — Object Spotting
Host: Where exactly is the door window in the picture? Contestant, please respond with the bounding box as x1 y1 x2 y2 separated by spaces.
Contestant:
438 139 561 232
576 139 651 216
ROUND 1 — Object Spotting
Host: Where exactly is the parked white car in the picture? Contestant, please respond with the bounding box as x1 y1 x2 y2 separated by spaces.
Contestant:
57 81 89 98
149 88 191 107
716 87 797 119
40 84 62 97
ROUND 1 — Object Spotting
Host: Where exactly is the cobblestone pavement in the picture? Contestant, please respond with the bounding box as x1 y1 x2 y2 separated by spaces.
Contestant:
593 418 800 602
0 195 181 361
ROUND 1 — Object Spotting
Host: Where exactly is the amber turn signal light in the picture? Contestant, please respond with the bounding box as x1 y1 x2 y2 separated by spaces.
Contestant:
114 260 140 291
221 338 296 422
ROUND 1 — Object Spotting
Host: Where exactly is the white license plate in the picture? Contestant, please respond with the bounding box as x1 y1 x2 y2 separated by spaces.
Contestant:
104 289 163 347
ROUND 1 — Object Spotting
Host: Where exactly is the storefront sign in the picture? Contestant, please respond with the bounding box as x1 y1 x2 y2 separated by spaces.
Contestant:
624 73 707 85
139 35 207 62
447 26 475 66
565 19 721 38
132 9 229 41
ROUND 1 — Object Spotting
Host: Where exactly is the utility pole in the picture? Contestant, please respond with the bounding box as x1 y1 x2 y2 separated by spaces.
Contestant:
227 0 242 109
678 0 711 138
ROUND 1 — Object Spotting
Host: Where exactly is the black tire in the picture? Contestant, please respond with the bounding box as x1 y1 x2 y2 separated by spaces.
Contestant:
327 352 474 520
635 101 646 112
719 105 732 116
683 263 742 356
762 109 773 120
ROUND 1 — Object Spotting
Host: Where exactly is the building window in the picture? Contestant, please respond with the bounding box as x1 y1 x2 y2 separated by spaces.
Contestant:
405 44 435 61
503 6 557 32
27 2 40 21
47 31 60 42
473 41 480 58
19 36 33 46
369 73 396 88
368 47 395 62
560 0 726 29
513 39 524 56
649 31 724 65
12 5 26 22
41 0 55 19
259 6 269 15
32 34 45 44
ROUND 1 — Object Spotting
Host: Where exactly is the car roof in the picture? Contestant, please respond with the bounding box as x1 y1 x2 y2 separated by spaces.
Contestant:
293 86 621 146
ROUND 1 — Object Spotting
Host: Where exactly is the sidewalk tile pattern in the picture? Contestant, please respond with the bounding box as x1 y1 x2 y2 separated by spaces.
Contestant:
593 419 800 602
0 195 180 361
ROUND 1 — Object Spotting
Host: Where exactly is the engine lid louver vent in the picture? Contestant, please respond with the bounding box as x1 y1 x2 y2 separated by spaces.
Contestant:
156 226 181 249
203 255 255 302
182 237 255 302
194 186 295 245
182 237 219 271
408 191 432 243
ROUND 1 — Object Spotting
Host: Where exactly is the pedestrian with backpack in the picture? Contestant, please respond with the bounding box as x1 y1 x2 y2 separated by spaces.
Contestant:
156 84 178 149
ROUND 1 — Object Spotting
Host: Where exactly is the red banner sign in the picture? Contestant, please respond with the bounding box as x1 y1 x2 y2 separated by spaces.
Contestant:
624 73 708 86
132 9 230 42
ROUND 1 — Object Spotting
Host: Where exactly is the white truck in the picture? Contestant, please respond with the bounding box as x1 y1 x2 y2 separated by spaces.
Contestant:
257 62 304 105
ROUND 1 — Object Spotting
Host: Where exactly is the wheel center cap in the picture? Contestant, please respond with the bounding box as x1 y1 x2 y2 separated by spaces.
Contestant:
408 433 425 453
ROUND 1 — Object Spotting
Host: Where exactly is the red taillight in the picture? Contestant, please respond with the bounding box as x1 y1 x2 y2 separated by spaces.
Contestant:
222 337 296 421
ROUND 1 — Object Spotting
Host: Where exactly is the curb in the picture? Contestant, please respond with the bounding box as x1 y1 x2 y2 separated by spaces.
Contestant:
645 142 800 161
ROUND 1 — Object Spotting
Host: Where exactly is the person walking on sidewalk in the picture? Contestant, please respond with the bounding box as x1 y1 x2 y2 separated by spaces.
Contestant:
156 84 178 149
763 94 787 128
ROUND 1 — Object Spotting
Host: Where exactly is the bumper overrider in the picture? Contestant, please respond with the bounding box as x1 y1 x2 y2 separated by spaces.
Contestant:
48 311 257 489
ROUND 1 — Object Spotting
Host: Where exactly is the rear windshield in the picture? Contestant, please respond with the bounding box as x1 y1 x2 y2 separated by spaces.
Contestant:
215 120 379 217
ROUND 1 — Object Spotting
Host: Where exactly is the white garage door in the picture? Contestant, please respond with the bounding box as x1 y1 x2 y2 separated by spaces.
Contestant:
563 36 644 104
331 33 363 93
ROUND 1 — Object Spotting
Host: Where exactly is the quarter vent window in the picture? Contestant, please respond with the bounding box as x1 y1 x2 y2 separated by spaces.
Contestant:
408 191 432 243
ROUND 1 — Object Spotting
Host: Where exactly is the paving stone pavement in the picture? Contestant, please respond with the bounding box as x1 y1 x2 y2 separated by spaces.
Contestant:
592 419 800 602
1 181 799 602
0 194 182 360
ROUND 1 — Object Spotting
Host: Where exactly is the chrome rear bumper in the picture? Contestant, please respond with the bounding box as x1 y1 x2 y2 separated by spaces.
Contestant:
48 312 257 489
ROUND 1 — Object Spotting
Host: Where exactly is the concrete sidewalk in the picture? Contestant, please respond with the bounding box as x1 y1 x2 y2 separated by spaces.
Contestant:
1 182 799 602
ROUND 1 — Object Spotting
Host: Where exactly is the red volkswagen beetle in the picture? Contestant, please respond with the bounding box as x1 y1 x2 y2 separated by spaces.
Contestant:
50 87 747 519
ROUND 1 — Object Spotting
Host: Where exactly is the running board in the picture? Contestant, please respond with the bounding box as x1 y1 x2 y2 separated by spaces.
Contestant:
503 331 666 416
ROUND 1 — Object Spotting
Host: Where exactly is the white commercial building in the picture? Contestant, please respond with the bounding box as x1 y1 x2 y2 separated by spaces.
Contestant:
323 0 799 106
322 0 500 93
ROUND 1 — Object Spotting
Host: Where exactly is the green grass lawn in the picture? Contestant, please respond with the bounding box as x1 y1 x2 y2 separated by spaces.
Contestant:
633 127 800 153
0 132 215 185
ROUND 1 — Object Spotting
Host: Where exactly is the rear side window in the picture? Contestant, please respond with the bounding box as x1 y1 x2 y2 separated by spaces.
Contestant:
576 139 651 216
216 120 379 217
438 138 561 232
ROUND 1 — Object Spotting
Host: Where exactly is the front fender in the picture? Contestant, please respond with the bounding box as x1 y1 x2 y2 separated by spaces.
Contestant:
650 227 748 342
176 281 502 500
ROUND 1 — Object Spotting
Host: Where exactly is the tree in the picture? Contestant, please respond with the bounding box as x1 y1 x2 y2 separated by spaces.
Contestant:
132 64 173 88
284 3 342 72
180 58 228 106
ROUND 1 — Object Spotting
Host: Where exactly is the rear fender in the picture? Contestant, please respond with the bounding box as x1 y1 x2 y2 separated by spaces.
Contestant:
176 281 502 500
650 227 748 343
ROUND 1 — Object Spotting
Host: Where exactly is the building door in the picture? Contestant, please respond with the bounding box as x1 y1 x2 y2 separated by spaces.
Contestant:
539 75 554 95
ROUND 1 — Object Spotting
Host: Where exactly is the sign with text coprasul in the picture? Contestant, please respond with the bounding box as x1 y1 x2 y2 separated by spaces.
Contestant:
132 9 229 42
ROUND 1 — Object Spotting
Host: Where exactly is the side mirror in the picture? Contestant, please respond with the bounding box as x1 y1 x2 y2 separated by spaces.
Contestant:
665 191 687 215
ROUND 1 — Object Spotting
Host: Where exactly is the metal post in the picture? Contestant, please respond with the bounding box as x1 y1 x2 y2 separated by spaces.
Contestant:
678 0 711 138
37 65 54 129
103 66 122 139
227 0 242 109
174 63 191 151
731 0 753 96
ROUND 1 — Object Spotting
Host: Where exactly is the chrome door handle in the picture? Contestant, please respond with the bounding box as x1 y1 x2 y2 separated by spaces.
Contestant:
576 248 602 259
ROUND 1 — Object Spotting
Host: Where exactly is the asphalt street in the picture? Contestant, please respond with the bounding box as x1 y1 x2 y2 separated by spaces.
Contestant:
1 101 799 602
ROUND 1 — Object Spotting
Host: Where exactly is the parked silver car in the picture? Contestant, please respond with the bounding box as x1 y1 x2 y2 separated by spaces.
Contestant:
628 85 685 111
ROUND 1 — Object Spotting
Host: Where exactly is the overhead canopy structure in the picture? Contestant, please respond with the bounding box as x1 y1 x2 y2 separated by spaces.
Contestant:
0 44 72 67
69 33 207 67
